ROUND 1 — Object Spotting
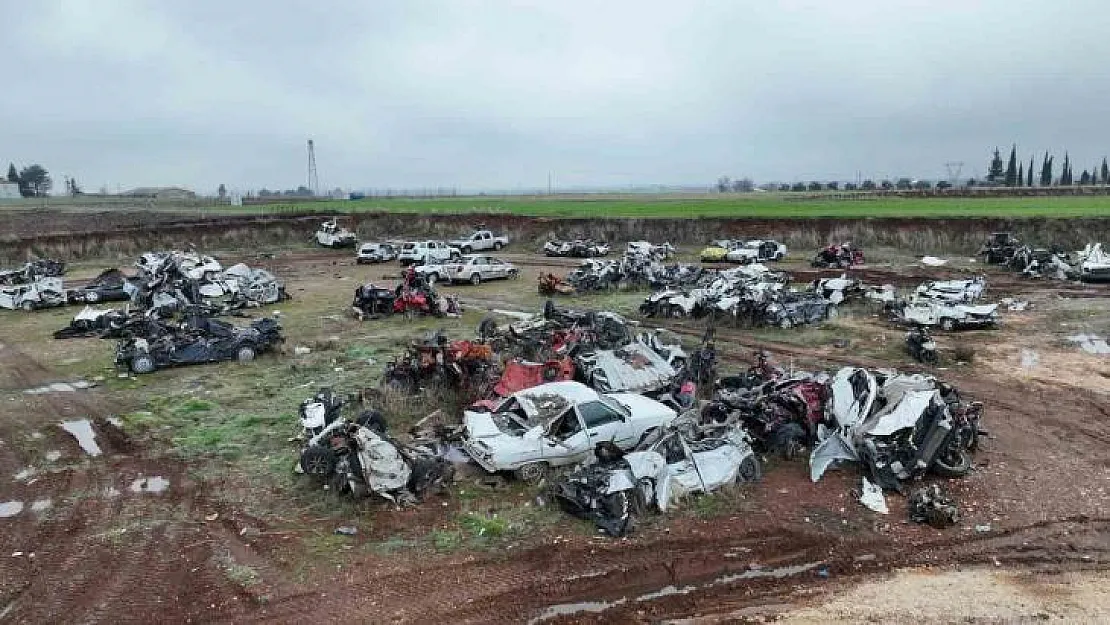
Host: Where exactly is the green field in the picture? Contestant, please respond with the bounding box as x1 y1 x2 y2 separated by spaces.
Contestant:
252 194 1110 219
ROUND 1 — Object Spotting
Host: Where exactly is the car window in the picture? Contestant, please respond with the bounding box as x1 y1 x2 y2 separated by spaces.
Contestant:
577 401 624 429
653 434 687 464
548 408 582 439
489 258 503 266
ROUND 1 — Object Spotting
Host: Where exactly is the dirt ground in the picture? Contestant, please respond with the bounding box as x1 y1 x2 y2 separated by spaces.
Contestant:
1 240 1109 624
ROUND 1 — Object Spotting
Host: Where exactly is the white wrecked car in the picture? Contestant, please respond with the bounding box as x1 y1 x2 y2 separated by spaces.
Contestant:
914 277 986 302
223 263 287 304
0 278 66 311
549 425 760 536
315 219 358 248
900 299 999 331
725 240 788 263
461 380 677 482
1079 243 1110 282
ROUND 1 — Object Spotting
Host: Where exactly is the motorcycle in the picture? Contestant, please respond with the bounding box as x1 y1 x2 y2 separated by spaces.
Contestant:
906 328 939 365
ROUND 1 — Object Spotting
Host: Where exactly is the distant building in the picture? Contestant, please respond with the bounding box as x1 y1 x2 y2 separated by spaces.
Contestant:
0 182 20 200
123 186 197 200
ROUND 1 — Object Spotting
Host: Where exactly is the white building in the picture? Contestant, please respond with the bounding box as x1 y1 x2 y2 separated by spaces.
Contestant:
0 182 20 200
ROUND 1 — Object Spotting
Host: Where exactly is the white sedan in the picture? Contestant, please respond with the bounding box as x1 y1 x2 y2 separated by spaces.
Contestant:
725 240 788 264
417 255 519 286
461 381 678 482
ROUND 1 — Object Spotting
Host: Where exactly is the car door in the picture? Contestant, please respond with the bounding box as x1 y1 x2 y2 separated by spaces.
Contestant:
541 407 591 465
652 433 703 493
485 257 505 279
576 401 636 450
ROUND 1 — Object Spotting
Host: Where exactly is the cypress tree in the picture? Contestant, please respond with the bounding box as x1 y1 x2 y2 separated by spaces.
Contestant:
1004 145 1018 186
1101 157 1109 184
1027 157 1034 186
1017 163 1024 187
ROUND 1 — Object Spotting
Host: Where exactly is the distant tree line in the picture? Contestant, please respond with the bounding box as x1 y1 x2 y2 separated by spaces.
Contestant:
2 162 68 197
985 145 1109 187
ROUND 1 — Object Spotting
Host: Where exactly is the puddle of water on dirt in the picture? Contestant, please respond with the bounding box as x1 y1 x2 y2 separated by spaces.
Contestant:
529 562 821 624
129 476 170 494
103 486 120 498
13 467 35 481
1020 349 1039 369
30 499 52 513
59 419 102 457
0 501 24 518
1068 334 1110 355
45 450 61 462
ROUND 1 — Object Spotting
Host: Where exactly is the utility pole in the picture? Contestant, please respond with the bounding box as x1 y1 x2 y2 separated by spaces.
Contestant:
945 161 964 186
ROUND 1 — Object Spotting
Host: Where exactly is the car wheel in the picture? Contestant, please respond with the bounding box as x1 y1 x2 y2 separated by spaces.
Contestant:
508 268 519 279
825 305 839 320
736 455 762 483
470 273 482 286
514 462 548 484
931 446 972 478
300 445 337 478
20 301 35 312
131 354 155 374
779 318 794 329
426 273 438 286
462 246 472 254
940 318 955 331
237 346 257 363
775 252 784 261
85 291 100 303
494 242 503 251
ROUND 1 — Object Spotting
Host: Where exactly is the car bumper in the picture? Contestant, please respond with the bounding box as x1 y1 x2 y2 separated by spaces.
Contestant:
461 439 503 473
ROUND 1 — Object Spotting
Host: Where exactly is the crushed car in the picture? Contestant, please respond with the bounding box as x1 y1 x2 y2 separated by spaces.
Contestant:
0 277 66 311
726 239 787 264
895 299 999 331
812 243 864 268
979 232 1020 265
549 423 761 536
0 258 66 286
810 367 983 492
914 277 986 303
66 268 137 304
315 218 358 248
543 239 611 258
114 314 284 374
461 380 678 482
53 306 132 339
350 279 461 321
1079 243 1110 282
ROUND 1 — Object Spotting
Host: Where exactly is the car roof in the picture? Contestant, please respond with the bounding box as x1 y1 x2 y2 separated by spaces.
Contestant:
514 380 598 403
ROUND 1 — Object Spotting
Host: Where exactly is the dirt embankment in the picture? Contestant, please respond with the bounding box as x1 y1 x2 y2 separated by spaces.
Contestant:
5 208 1110 262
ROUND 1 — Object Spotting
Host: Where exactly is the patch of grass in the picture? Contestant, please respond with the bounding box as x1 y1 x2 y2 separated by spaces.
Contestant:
216 551 262 588
430 529 464 552
459 512 509 538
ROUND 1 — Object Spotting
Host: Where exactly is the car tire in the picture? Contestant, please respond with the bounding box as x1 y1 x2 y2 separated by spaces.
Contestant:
932 447 972 478
300 445 337 478
514 462 548 484
736 455 762 483
508 268 519 279
20 301 35 312
632 477 655 514
85 291 100 303
470 273 482 286
825 305 839 320
462 246 472 254
494 242 503 251
940 318 955 331
775 252 784 261
131 354 155 374
779 318 794 329
237 346 257 363
426 273 439 286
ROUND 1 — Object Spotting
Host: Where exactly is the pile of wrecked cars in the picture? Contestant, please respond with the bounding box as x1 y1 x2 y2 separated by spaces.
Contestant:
889 277 999 332
980 232 1109 282
543 239 611 258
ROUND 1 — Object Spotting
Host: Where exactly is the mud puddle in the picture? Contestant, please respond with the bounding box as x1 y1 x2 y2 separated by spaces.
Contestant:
528 561 821 624
0 501 24 518
129 476 170 494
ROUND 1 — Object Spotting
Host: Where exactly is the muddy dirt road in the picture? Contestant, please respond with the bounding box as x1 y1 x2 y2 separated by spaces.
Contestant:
1 246 1109 623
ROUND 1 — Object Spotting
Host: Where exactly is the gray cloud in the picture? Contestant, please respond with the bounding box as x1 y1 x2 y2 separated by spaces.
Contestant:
2 0 1108 193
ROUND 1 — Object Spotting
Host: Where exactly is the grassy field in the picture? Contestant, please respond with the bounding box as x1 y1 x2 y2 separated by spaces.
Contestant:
234 194 1110 219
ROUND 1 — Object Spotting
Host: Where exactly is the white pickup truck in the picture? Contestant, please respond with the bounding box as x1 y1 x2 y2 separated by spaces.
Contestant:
397 241 462 266
449 230 509 254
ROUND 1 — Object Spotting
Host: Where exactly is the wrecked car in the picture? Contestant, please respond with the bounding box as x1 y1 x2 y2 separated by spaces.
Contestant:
461 380 678 482
299 419 452 504
0 258 66 286
905 327 939 365
114 315 284 374
315 218 358 249
381 333 497 395
914 277 986 303
812 274 863 305
725 240 788 264
449 229 509 253
1079 243 1110 282
222 263 288 305
66 268 136 304
810 368 982 491
538 273 575 295
811 243 864 268
625 241 675 260
765 293 835 328
53 306 132 339
417 255 519 286
0 278 66 311
979 232 1020 265
356 242 399 264
897 299 999 331
543 239 611 258
550 425 760 536
351 281 460 320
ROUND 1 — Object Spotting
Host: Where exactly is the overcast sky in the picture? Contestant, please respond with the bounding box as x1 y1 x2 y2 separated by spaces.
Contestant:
3 1 1109 194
